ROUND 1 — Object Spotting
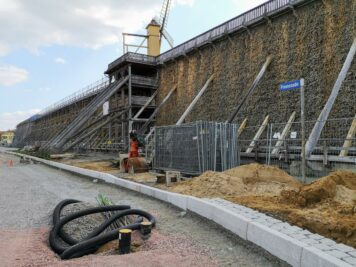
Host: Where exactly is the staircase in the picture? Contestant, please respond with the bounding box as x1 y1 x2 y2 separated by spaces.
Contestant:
44 76 129 152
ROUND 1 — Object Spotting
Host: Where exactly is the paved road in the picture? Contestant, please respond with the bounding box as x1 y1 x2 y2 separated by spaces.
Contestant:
0 150 288 266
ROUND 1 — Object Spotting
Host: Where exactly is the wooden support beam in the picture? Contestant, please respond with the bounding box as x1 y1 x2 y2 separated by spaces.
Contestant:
237 118 248 137
133 89 159 120
227 56 272 123
64 109 128 152
176 74 215 125
246 115 269 153
272 111 296 155
139 85 177 134
306 38 356 157
339 114 356 157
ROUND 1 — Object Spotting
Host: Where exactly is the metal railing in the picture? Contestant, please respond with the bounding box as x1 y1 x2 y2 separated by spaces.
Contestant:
239 117 356 181
38 77 110 117
106 0 308 69
108 52 156 71
157 0 305 63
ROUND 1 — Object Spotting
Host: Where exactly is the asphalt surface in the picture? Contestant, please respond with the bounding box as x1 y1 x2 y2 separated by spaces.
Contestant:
0 150 288 266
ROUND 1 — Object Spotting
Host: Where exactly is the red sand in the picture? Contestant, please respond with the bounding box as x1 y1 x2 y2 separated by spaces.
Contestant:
0 228 216 267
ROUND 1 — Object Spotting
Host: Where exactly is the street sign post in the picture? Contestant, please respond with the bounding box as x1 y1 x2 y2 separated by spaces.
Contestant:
280 79 306 183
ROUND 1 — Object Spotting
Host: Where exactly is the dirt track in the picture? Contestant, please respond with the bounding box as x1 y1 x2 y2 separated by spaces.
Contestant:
0 151 287 267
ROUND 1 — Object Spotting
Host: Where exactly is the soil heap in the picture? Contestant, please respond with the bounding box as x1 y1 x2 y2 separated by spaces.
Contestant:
166 165 356 248
170 163 301 198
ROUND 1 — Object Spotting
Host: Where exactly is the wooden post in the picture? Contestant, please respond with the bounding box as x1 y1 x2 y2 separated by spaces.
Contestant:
139 85 177 135
133 89 159 120
176 74 215 125
227 56 272 123
306 38 356 157
272 111 296 154
339 114 356 157
323 140 328 166
246 115 269 153
237 118 248 137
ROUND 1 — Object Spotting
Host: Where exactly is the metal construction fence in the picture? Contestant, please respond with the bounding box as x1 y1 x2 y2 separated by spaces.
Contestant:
153 121 239 175
239 117 356 182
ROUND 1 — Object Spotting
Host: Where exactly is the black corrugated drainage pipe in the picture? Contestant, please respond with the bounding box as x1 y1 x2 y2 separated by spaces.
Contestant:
49 199 156 259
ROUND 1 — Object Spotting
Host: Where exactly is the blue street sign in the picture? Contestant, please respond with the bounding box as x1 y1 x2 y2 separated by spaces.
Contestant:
279 80 302 91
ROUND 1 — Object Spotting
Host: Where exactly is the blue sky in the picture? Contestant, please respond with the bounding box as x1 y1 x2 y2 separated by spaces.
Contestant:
0 0 266 130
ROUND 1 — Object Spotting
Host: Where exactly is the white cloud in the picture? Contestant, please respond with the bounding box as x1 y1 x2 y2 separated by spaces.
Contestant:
55 57 67 64
0 65 28 86
0 109 41 130
0 0 194 56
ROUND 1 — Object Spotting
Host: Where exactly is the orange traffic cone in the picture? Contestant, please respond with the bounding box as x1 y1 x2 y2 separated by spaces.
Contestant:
8 160 13 167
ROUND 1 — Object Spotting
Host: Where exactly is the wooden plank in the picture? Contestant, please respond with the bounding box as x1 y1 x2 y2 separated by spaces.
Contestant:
133 89 159 119
139 85 177 134
246 115 269 153
64 109 128 151
176 74 215 125
271 111 296 155
237 118 247 137
306 38 356 157
227 56 272 123
339 114 356 157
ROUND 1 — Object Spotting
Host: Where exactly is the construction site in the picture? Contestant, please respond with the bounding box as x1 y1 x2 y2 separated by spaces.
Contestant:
1 0 356 266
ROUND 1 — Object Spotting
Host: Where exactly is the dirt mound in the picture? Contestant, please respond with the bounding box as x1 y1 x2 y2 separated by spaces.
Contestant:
171 171 247 198
281 170 356 207
170 164 301 198
224 163 301 188
165 166 356 248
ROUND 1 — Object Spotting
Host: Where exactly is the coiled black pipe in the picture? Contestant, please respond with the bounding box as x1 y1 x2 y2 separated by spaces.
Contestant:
49 199 156 259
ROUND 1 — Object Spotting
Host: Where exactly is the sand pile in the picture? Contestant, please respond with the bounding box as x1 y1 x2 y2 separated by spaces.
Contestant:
171 171 247 198
170 163 301 198
166 167 356 247
224 163 301 187
281 170 356 207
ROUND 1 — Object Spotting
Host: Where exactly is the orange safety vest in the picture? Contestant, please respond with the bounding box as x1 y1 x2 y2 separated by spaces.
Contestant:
129 140 139 158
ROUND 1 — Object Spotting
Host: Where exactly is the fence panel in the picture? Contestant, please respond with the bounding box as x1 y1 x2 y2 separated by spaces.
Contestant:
153 121 239 175
263 117 356 182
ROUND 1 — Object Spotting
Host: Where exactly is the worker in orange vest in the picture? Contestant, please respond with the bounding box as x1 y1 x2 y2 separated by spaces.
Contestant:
124 131 139 172
129 131 139 158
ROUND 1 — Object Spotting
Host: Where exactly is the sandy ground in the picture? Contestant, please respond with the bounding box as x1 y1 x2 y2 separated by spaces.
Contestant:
0 151 286 267
56 153 158 183
162 164 356 248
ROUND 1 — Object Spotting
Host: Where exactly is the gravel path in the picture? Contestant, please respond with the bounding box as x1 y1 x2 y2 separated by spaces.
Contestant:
0 151 288 266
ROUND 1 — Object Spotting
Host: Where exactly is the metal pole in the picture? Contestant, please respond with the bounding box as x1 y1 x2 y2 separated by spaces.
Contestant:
300 78 306 183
